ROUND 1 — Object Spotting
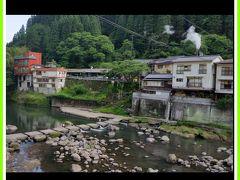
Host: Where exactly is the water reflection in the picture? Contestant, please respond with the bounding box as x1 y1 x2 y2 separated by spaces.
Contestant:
6 102 95 132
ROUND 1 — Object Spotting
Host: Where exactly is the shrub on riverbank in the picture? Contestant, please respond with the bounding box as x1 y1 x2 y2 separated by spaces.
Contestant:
159 123 232 142
94 97 131 116
11 91 49 107
52 84 107 103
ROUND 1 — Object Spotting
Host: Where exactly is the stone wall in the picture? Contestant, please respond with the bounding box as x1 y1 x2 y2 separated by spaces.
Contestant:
171 96 233 126
132 93 233 126
132 92 170 119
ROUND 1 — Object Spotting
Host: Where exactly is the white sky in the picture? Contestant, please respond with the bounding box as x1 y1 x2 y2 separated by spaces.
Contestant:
6 15 31 43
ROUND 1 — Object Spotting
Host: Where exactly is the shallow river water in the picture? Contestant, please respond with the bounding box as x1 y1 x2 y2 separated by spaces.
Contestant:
6 102 233 172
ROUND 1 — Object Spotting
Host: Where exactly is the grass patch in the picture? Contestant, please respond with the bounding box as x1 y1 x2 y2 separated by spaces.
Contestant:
129 117 149 123
51 84 107 103
10 91 49 107
159 123 231 141
94 97 131 116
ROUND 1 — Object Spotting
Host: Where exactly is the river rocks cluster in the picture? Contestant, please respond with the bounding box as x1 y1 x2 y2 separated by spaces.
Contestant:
6 125 18 134
6 120 233 173
166 146 233 172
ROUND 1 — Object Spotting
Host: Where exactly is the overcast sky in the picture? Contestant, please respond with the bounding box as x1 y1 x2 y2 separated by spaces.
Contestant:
6 15 31 43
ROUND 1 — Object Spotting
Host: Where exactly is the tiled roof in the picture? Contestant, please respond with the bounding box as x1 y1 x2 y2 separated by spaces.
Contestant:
144 73 172 80
32 67 66 72
215 59 233 64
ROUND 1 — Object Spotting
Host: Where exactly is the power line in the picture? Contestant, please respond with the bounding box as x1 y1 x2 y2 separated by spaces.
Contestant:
182 16 210 34
96 15 170 48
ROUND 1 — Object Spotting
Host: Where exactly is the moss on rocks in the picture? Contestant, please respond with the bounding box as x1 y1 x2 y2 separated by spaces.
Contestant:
49 131 61 138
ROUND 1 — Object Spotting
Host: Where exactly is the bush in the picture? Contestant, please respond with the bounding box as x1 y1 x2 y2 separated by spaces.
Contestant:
216 95 233 110
11 91 49 107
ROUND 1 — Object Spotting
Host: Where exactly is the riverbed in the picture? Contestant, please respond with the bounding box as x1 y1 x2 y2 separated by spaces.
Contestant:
6 102 233 172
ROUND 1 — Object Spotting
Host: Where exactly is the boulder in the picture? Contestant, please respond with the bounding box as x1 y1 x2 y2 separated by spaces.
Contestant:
137 132 144 136
6 125 18 134
72 153 81 162
146 137 155 143
33 134 47 142
64 121 73 126
134 166 142 172
78 125 90 131
147 168 159 173
108 131 116 138
224 155 233 166
217 147 227 153
49 132 61 138
167 154 177 164
9 142 20 151
71 164 82 172
87 123 99 129
97 122 108 127
161 136 170 143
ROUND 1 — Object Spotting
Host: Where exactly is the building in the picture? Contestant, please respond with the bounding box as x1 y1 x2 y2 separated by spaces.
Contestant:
215 59 233 94
172 55 223 91
142 74 172 93
14 51 42 91
148 56 181 74
32 67 67 95
66 68 109 80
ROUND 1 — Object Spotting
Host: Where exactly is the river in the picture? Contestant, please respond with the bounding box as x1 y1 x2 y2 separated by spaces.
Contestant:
6 102 232 172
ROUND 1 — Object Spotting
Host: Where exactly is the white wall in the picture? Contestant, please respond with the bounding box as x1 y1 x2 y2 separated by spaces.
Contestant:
32 70 66 94
215 63 233 94
18 75 32 91
172 57 221 90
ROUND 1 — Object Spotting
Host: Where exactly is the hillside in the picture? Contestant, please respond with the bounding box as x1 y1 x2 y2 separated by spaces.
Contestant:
7 15 233 66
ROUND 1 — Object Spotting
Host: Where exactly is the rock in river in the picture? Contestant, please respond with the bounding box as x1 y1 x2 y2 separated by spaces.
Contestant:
9 142 20 151
6 125 18 134
108 131 116 138
161 136 170 143
33 134 47 142
137 132 144 136
72 153 81 162
167 154 177 164
146 137 155 143
71 164 82 172
147 168 159 173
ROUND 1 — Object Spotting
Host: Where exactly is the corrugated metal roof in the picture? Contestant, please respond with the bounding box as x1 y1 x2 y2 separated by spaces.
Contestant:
144 73 172 80
215 59 233 64
149 55 221 64
172 55 221 63
14 55 37 60
66 68 109 73
32 67 66 72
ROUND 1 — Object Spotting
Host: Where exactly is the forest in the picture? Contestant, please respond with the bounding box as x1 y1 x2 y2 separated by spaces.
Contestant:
7 15 233 87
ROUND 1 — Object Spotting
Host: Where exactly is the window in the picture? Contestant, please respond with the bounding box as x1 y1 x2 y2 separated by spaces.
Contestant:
176 65 191 74
199 64 207 74
27 82 30 87
187 77 202 87
176 65 184 74
36 71 42 75
39 84 46 87
220 80 233 90
158 65 163 69
23 76 26 81
184 65 191 71
221 67 233 76
176 78 183 82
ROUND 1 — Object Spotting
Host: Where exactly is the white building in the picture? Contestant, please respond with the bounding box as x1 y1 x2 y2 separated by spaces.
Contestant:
32 67 67 95
172 55 223 91
215 59 233 94
142 74 172 92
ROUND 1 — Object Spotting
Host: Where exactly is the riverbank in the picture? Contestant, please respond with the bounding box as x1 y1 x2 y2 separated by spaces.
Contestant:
10 91 49 107
59 106 232 142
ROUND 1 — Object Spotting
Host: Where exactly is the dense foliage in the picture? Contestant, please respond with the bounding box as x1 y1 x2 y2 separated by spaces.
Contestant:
8 15 233 66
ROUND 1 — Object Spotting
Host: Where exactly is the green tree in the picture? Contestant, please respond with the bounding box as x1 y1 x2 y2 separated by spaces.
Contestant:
56 32 114 67
202 34 233 59
105 60 149 83
115 39 136 60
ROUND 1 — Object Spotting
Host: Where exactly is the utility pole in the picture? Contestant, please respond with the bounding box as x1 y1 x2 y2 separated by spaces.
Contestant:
131 35 134 55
